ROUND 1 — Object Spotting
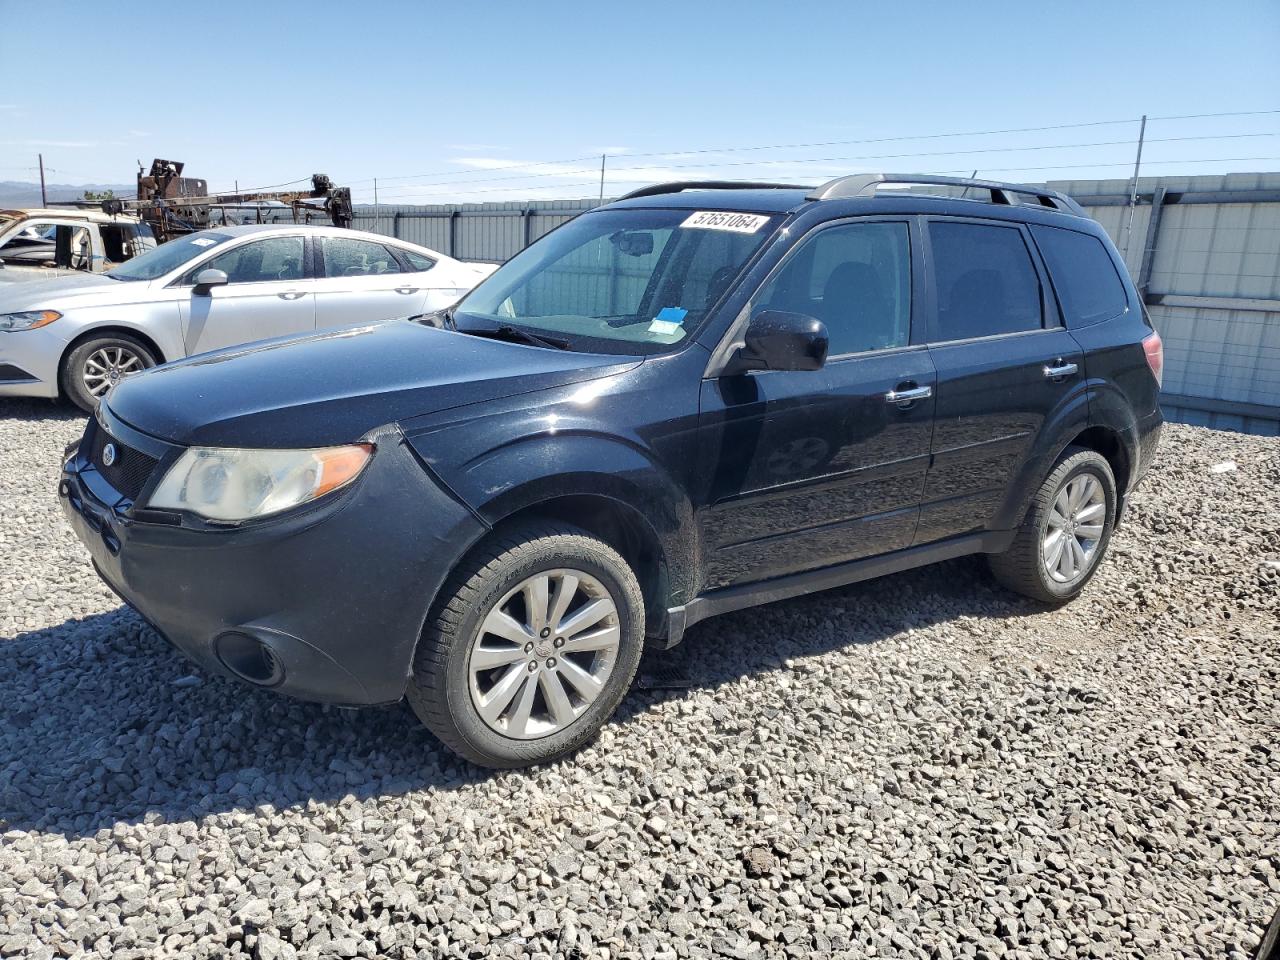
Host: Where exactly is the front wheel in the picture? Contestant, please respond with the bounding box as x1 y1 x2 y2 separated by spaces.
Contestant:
61 333 157 412
987 446 1118 604
407 521 645 768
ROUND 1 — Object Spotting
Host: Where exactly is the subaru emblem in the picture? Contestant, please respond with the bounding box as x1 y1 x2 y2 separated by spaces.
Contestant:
102 443 117 467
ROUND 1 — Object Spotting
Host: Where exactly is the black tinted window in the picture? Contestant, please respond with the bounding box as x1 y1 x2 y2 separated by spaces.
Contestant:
1031 225 1128 327
929 222 1042 340
757 221 911 355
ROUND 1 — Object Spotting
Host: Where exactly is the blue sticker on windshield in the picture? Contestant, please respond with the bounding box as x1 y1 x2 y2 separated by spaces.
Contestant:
649 306 688 336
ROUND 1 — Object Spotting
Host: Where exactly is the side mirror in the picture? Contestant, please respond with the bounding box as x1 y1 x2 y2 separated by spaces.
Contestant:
725 310 828 374
193 268 228 294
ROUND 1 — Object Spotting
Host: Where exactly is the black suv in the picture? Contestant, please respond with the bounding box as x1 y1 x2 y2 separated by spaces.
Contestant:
60 174 1163 768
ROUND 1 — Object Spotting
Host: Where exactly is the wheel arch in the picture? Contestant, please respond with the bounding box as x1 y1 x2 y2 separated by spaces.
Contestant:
486 492 674 642
58 324 167 395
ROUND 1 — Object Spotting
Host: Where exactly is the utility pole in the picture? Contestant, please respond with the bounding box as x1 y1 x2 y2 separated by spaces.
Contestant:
38 153 47 206
374 177 380 234
1121 114 1148 263
598 155 606 204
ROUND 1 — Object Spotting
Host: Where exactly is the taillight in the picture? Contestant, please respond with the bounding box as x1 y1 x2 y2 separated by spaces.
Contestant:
1143 330 1164 388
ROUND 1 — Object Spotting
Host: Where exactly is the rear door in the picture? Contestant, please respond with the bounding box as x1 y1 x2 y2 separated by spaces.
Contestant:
178 234 315 354
698 217 935 590
914 217 1084 544
314 236 425 328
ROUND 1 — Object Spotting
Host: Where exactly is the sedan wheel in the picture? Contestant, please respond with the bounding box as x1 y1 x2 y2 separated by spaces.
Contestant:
83 345 145 399
62 333 158 412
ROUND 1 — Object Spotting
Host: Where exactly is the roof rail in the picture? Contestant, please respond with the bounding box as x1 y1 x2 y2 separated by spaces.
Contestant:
807 173 1085 216
615 180 810 202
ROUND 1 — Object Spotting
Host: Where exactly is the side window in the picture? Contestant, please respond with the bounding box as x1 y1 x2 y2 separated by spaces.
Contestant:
201 237 305 284
0 221 58 265
323 238 404 277
756 221 912 356
929 222 1043 341
401 249 436 272
1030 225 1129 327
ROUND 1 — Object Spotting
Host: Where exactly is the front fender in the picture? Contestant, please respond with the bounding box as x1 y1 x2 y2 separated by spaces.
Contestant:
434 432 699 605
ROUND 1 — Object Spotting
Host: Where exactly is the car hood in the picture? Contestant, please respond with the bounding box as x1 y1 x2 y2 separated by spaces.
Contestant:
107 322 640 447
0 272 147 308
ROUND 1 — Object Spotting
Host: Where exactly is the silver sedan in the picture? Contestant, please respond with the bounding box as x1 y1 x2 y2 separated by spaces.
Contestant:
0 224 496 410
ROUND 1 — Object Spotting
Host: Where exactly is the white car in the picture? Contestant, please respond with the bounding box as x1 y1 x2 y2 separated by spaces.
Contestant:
0 224 497 410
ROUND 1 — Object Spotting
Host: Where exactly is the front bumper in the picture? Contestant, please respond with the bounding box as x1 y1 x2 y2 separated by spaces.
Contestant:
59 411 486 705
0 325 64 399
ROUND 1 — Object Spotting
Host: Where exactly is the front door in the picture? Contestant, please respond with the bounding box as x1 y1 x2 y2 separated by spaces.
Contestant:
914 217 1085 544
178 234 314 354
697 218 935 591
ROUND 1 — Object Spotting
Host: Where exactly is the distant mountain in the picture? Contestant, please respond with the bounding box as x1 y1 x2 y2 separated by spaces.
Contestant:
0 180 135 208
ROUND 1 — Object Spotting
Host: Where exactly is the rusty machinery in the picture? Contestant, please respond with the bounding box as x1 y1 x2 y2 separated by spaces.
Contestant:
102 159 353 243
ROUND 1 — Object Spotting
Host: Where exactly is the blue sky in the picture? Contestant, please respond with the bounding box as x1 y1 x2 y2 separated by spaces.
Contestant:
2 0 1278 203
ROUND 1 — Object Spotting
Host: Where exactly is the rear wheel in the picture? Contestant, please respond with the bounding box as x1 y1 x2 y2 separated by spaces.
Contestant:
987 447 1117 603
61 333 157 412
407 520 644 768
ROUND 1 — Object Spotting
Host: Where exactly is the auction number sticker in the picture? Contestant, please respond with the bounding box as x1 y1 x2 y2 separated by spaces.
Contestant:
681 211 770 234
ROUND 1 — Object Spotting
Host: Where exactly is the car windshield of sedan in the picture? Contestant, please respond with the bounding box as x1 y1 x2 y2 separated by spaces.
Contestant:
453 208 781 354
105 231 234 281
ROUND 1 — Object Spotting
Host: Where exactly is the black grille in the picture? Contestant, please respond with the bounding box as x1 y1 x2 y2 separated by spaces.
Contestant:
89 424 158 502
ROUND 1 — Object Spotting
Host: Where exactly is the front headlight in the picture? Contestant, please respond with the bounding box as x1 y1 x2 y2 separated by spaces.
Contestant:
0 310 61 332
148 444 373 522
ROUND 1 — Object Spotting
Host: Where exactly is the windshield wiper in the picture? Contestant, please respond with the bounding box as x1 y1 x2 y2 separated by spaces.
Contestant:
467 324 571 351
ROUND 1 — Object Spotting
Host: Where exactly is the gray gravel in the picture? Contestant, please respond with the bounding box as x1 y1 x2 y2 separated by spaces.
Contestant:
0 396 1276 959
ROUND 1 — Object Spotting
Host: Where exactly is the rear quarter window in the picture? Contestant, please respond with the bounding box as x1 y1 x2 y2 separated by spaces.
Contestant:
1030 225 1129 327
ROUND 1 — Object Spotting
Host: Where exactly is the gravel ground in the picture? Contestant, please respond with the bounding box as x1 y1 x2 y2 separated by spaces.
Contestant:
0 397 1276 960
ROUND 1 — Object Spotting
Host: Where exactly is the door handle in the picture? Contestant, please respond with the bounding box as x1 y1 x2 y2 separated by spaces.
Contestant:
885 384 932 404
277 291 305 301
394 286 419 295
1043 360 1079 379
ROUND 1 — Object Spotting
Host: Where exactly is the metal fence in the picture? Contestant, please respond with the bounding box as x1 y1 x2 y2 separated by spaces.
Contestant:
329 174 1279 435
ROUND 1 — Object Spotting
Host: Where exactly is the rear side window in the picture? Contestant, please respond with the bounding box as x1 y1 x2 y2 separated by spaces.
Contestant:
928 222 1043 341
401 249 436 272
323 238 403 277
1031 225 1129 327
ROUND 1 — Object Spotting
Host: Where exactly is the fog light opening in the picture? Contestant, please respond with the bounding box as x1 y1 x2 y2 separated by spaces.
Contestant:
214 632 285 687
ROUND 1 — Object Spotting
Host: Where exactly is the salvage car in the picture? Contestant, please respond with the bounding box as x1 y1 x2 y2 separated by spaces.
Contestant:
0 208 156 282
1 224 496 410
60 174 1163 768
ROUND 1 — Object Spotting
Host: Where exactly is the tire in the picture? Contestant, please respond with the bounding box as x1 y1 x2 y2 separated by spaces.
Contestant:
987 446 1118 604
407 520 645 768
61 332 158 412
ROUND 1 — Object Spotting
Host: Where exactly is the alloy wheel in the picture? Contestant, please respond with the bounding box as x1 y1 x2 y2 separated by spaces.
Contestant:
1042 472 1107 584
82 346 144 398
467 568 621 740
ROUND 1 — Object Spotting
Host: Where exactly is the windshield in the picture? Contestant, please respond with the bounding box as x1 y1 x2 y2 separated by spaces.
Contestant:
454 208 781 354
105 231 234 281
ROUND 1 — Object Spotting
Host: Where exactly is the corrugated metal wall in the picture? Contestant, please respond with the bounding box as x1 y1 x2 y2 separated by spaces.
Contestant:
349 199 598 264
338 174 1279 435
1049 173 1280 435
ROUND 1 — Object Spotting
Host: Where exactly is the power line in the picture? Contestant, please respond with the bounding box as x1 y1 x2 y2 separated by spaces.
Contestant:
362 154 1280 203
342 131 1280 196
350 111 1277 187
